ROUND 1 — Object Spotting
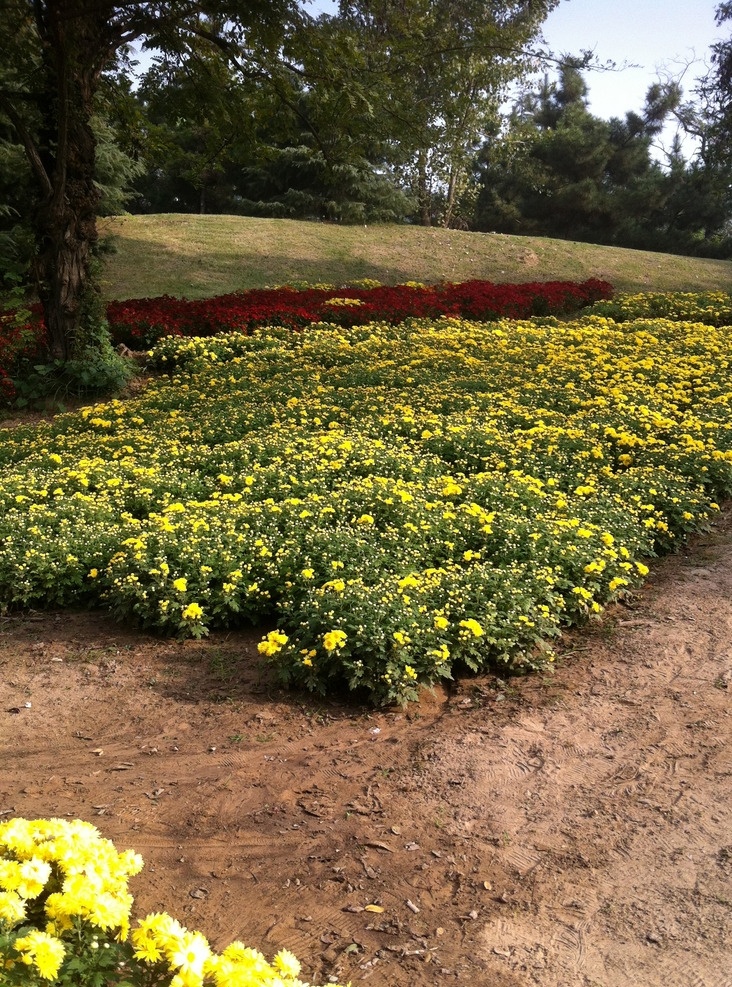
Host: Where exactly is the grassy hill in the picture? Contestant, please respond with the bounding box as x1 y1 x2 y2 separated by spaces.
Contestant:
101 214 732 301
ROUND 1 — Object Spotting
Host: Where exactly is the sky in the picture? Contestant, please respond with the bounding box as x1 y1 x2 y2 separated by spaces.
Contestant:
540 0 723 120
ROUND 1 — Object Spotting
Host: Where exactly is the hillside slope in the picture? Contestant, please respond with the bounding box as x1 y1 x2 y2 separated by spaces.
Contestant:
101 214 732 300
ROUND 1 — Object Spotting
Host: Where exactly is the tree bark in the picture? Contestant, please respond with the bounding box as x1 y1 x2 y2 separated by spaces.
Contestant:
417 151 432 226
30 2 103 362
34 135 100 362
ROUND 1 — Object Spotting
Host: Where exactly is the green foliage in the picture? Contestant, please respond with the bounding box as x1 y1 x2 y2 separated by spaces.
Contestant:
473 63 732 257
127 12 416 221
130 52 256 214
12 315 135 409
236 146 414 223
11 347 134 409
124 1 559 226
702 3 732 165
0 143 36 294
92 114 145 217
474 64 657 240
330 0 561 227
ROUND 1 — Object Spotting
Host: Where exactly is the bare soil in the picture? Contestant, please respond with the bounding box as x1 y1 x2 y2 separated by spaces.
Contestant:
2 515 732 987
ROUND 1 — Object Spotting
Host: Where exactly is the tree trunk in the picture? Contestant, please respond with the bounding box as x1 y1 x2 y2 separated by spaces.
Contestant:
417 151 432 226
443 167 458 229
30 2 103 362
34 174 99 362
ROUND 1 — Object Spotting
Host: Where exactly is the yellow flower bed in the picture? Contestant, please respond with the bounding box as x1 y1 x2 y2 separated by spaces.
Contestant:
587 290 732 326
0 818 345 987
1 310 731 702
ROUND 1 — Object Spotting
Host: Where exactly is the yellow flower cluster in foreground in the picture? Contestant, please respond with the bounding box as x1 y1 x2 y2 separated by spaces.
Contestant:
0 818 345 987
1 310 731 702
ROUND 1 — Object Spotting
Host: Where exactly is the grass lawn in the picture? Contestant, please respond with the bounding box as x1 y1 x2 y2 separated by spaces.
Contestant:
100 214 732 300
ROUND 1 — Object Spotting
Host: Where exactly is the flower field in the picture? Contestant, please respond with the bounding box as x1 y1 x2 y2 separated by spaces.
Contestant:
588 290 732 326
2 297 732 704
1 278 612 402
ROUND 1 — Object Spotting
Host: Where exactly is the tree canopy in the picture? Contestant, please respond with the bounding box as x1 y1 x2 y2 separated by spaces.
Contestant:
0 0 304 359
471 59 732 256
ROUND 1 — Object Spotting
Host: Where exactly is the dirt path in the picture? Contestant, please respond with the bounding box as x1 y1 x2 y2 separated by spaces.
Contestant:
2 514 732 987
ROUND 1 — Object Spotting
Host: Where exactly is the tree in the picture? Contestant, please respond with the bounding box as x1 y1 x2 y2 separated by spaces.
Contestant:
128 23 414 222
128 1 559 227
229 12 415 223
470 63 725 252
0 70 142 287
130 53 254 215
0 1 563 363
708 1 732 160
0 0 301 361
332 0 560 227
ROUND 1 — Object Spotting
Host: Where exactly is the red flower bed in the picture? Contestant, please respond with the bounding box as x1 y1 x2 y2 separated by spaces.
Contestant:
106 278 612 348
1 279 612 401
0 312 47 402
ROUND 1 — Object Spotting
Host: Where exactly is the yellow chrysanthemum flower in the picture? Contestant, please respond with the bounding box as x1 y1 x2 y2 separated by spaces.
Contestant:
273 947 301 979
13 930 65 980
459 618 484 638
0 890 26 924
257 630 289 656
323 630 347 652
181 603 204 621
